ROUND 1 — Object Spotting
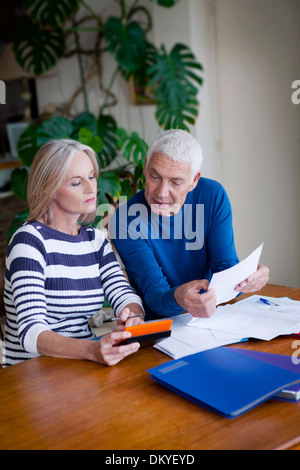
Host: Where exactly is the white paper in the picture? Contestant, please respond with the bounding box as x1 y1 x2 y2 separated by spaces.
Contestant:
209 243 264 305
154 313 243 359
188 295 300 341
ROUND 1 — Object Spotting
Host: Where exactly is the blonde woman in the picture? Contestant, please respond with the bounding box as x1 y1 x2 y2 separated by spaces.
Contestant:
2 139 144 367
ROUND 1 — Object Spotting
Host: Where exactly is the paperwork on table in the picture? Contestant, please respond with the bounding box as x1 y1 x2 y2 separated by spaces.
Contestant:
188 295 300 341
154 312 244 359
209 243 264 305
155 295 300 359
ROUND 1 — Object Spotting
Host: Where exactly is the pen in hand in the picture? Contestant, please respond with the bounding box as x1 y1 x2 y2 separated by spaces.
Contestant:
103 314 144 323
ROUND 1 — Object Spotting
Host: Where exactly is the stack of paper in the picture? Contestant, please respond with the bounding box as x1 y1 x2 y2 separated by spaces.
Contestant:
188 295 300 341
154 313 245 359
153 242 300 360
154 295 300 359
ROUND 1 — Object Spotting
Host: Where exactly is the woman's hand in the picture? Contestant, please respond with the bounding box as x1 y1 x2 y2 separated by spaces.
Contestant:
91 330 140 366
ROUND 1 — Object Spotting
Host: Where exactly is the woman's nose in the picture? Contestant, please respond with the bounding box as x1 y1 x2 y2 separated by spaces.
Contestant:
85 179 95 193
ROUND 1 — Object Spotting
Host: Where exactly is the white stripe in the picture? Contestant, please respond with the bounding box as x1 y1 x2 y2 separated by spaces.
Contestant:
99 263 122 278
12 286 45 298
10 271 44 286
44 288 103 297
6 244 46 270
43 236 105 255
48 305 102 314
45 264 100 279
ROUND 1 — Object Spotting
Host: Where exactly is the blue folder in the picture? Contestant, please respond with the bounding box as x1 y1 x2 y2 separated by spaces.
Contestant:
231 348 300 402
147 347 300 418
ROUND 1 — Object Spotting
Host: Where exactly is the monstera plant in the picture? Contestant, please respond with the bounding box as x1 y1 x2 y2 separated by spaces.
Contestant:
9 0 203 237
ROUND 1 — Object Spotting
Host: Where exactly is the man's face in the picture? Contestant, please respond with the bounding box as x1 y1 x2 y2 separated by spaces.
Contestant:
143 152 200 216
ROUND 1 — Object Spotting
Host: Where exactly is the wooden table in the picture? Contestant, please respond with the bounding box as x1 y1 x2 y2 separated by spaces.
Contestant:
1 284 300 451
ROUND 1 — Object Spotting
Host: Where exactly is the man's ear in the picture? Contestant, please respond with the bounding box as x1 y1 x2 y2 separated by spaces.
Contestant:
190 172 201 191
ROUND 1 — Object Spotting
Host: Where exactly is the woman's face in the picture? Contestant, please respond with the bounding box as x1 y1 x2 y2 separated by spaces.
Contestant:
52 151 97 220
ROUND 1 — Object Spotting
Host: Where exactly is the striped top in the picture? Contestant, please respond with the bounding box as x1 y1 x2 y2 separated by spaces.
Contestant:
2 221 143 367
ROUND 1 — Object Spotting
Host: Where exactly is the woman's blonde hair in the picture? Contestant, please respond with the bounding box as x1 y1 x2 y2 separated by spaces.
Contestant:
27 139 99 225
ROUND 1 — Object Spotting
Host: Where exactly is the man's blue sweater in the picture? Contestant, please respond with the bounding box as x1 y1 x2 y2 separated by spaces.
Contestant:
111 177 239 319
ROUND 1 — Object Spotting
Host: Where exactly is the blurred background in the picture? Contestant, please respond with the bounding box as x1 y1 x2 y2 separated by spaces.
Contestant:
0 0 299 291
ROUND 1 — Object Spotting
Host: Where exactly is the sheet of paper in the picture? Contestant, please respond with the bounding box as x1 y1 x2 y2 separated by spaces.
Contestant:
209 243 264 305
188 295 300 341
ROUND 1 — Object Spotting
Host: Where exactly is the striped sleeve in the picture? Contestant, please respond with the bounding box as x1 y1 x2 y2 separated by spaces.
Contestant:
5 227 51 354
98 238 144 316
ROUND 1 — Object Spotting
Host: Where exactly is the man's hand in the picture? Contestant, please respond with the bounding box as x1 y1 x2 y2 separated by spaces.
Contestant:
235 264 269 293
174 279 216 318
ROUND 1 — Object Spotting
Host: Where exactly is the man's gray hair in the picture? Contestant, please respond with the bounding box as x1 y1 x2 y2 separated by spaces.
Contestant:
145 129 203 181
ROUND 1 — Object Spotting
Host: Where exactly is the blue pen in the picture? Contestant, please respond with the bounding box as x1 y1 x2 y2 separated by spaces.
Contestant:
259 298 279 307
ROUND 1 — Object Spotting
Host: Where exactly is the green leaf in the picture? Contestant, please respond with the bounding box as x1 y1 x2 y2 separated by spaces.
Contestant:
98 171 122 200
17 123 40 167
72 112 97 134
104 17 146 74
120 179 134 199
24 0 79 27
116 128 148 165
78 128 104 154
96 115 119 167
13 17 65 75
134 162 145 190
150 0 181 6
148 43 203 130
37 116 74 147
10 168 29 201
156 93 199 130
148 44 203 100
73 113 118 168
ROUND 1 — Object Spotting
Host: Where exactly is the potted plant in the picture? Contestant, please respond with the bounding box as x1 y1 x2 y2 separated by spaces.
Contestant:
9 0 204 237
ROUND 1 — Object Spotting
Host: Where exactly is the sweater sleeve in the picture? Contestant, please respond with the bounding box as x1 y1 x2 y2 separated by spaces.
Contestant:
5 229 51 354
98 239 144 316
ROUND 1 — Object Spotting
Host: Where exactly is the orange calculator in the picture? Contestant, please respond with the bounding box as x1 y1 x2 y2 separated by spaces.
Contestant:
116 319 172 348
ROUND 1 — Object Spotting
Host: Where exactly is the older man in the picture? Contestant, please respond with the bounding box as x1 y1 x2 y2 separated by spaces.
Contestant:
111 129 269 320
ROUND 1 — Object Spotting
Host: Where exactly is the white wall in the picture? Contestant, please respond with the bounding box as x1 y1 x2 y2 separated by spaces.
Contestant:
152 0 300 288
151 0 222 179
35 0 300 288
214 0 300 287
